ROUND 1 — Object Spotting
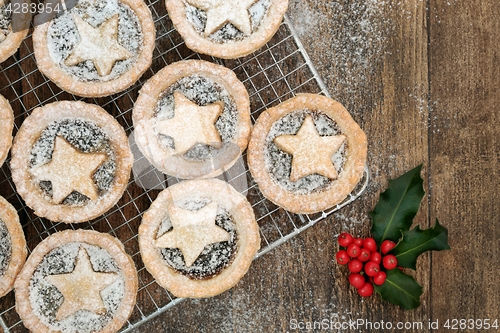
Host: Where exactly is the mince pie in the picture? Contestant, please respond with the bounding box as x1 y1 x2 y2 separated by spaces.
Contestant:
166 0 288 58
133 60 251 179
0 195 27 298
10 101 133 223
33 0 155 97
15 229 138 333
0 0 31 63
139 179 260 298
248 94 367 214
0 93 13 167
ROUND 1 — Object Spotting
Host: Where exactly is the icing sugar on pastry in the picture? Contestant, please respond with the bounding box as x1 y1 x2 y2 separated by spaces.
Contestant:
139 179 260 298
31 136 107 204
154 201 230 267
33 0 155 97
274 115 346 182
155 91 223 155
45 247 118 321
248 94 367 214
15 230 137 333
0 0 30 63
0 196 27 298
64 14 133 77
0 0 11 42
11 101 133 223
166 0 288 58
133 60 251 179
185 0 258 36
0 219 11 278
0 94 13 168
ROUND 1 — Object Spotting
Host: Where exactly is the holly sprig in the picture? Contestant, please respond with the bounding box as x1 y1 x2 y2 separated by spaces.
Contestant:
370 165 451 309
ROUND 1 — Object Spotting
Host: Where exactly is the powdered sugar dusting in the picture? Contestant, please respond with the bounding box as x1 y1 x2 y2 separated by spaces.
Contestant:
289 0 388 110
28 242 125 333
47 0 143 82
0 219 11 278
265 110 347 194
156 199 237 280
155 74 238 162
184 0 271 43
0 2 11 41
29 118 116 206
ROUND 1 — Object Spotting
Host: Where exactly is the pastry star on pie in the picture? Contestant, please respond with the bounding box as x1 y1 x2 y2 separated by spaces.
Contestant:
0 26 10 42
185 0 258 35
274 115 346 182
31 136 107 204
155 91 223 155
154 201 230 267
65 14 133 77
45 246 118 321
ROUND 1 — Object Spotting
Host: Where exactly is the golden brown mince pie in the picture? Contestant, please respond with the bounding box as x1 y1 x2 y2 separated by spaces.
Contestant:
133 60 251 179
33 0 155 97
0 195 27 298
10 101 133 223
0 0 31 63
15 229 138 333
248 94 367 214
139 179 260 298
0 93 13 167
166 0 288 58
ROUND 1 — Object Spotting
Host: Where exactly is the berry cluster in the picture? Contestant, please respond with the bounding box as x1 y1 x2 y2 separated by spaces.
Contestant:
336 233 398 297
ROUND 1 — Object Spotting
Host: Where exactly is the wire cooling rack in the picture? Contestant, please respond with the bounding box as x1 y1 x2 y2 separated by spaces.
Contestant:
0 0 370 331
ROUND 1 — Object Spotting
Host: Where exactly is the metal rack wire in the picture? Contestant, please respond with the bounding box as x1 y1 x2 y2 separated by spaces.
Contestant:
0 1 370 331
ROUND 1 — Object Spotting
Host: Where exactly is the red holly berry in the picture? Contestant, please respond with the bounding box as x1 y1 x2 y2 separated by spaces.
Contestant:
370 252 382 264
338 233 353 247
362 237 377 252
358 248 371 262
336 250 350 265
383 255 398 270
346 244 360 258
348 259 363 273
349 273 365 289
381 240 396 254
353 238 364 247
373 271 387 285
358 282 374 297
364 261 380 276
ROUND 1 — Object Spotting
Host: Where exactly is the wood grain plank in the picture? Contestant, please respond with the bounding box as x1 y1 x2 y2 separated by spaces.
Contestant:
134 0 432 331
428 0 500 323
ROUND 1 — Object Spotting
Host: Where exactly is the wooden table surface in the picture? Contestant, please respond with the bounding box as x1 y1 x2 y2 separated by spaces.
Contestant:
1 0 498 332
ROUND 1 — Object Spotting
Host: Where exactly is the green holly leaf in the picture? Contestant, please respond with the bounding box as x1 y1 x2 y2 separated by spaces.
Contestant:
370 165 425 246
391 219 450 270
374 268 423 310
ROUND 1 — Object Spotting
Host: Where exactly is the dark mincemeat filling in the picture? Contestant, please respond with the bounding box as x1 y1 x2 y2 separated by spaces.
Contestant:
184 0 271 43
0 2 12 40
0 219 11 277
265 110 348 195
157 201 238 280
29 243 123 332
29 119 116 206
155 74 238 162
47 0 142 82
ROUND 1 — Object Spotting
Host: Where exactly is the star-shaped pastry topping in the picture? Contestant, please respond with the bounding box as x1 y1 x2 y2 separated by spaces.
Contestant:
155 91 223 155
45 247 118 321
154 201 230 267
0 30 7 42
31 136 107 204
186 0 258 36
274 115 346 182
65 14 132 77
